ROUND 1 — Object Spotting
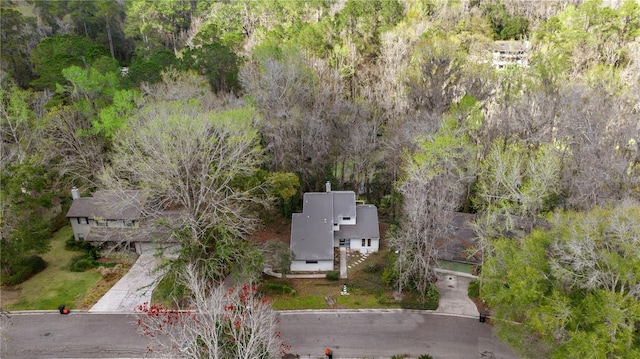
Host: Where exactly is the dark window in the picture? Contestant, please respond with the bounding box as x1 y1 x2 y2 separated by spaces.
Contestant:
78 233 85 241
77 217 88 224
368 238 371 247
362 238 366 247
343 217 351 221
305 260 318 264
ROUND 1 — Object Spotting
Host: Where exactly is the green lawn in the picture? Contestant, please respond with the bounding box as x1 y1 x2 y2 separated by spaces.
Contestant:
4 226 102 310
261 249 432 310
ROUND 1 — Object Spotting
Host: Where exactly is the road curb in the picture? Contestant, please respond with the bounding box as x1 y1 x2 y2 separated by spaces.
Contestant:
6 308 479 320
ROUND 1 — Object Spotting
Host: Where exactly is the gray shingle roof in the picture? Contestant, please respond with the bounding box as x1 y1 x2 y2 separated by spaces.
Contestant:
84 221 177 243
334 205 380 239
290 191 379 261
331 191 356 224
290 195 334 260
66 190 143 220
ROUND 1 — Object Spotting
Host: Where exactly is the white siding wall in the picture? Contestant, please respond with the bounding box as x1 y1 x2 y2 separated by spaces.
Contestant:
70 218 91 241
290 260 334 272
349 238 380 254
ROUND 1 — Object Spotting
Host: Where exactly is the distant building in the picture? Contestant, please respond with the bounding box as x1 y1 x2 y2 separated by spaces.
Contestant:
290 182 380 272
492 40 530 69
66 188 177 255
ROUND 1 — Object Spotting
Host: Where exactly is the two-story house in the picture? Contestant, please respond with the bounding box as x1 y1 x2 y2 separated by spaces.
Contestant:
289 182 380 272
66 188 175 255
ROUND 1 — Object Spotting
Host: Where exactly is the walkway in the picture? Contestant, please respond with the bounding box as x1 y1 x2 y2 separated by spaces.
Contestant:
89 254 166 312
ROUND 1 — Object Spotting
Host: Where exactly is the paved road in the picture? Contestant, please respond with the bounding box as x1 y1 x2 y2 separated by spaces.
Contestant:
1 311 517 359
279 310 516 358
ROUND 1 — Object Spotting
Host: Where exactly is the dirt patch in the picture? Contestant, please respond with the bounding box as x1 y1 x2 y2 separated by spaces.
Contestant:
1 286 22 308
250 216 291 245
78 261 134 308
471 296 494 324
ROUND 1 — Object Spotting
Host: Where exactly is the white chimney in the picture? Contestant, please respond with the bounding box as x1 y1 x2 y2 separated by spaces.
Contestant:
326 181 331 193
71 187 80 200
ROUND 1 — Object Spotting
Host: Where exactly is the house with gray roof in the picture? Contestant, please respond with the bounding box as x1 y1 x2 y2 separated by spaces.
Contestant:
290 182 380 272
66 188 176 255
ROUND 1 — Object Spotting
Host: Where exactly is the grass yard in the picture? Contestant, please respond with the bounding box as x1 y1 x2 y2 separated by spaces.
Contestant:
261 249 419 310
2 226 132 311
263 276 401 310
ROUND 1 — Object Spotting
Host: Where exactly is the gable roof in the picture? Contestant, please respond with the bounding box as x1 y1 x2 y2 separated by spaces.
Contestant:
330 191 356 223
434 212 479 264
290 195 334 261
84 220 176 243
334 205 379 239
291 190 380 262
66 190 143 220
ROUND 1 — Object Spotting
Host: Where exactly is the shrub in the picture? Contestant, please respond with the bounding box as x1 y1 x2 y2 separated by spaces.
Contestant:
71 258 94 272
65 236 93 251
365 261 383 273
152 272 187 308
400 285 439 310
468 280 480 298
418 355 434 359
325 270 339 281
260 283 296 296
1 255 48 285
88 246 102 260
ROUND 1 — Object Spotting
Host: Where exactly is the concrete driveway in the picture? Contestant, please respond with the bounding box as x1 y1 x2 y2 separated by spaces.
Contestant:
434 268 480 318
89 254 166 312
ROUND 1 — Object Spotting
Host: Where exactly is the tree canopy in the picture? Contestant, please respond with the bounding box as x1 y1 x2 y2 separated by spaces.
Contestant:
482 202 640 358
1 4 638 349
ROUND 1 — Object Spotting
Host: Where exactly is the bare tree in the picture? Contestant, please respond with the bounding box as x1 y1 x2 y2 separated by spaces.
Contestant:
104 96 268 278
548 200 640 298
0 85 51 167
389 175 458 299
260 240 293 278
239 49 336 190
136 264 289 359
554 84 639 210
40 105 107 185
141 69 242 111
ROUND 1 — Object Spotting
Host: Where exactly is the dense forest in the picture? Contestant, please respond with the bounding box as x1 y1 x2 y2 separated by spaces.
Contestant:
1 0 639 357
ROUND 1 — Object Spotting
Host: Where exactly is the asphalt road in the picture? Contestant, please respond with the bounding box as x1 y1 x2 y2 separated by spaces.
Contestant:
1 311 518 358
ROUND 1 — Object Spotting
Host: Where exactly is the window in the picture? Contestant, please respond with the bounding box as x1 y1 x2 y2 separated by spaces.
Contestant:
343 217 351 221
368 238 371 247
77 217 88 224
97 220 107 227
125 220 134 227
305 260 318 264
78 233 85 241
362 238 366 247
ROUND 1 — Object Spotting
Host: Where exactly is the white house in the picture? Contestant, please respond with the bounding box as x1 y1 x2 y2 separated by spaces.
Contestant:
290 182 380 272
492 40 530 69
66 188 176 255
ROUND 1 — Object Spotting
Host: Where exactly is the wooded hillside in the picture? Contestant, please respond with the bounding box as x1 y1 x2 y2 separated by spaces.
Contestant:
1 1 639 355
